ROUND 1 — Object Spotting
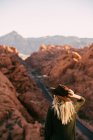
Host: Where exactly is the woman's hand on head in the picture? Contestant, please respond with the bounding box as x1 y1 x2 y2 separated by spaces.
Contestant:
68 89 81 99
68 89 75 98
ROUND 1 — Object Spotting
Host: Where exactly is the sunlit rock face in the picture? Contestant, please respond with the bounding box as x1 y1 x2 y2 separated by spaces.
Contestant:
26 44 93 122
0 45 18 54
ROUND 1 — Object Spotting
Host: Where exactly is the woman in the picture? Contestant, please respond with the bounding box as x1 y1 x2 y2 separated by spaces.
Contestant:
45 84 85 140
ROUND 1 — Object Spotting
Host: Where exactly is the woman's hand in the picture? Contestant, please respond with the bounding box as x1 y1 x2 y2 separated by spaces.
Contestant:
68 89 75 98
68 89 81 99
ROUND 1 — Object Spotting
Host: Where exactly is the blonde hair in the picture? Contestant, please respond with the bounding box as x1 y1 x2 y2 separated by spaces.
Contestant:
52 96 76 125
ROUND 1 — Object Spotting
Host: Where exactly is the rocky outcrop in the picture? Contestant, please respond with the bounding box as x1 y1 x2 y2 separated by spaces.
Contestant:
0 45 18 55
26 44 93 124
0 45 49 121
0 45 50 139
0 71 44 140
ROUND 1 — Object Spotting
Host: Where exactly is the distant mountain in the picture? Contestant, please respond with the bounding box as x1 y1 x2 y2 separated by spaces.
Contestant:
0 31 93 54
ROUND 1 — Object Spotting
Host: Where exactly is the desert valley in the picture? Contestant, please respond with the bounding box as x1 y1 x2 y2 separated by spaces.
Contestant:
0 36 93 139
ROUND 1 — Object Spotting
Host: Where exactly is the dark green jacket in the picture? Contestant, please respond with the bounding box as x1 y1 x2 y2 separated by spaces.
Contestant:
45 97 85 140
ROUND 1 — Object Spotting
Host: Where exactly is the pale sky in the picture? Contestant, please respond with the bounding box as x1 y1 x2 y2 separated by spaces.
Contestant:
0 0 93 38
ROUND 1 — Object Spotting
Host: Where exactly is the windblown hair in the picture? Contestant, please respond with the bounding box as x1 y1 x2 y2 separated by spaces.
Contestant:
52 96 76 125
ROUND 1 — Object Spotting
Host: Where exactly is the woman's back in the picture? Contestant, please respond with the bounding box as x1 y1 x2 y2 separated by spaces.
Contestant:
45 107 76 140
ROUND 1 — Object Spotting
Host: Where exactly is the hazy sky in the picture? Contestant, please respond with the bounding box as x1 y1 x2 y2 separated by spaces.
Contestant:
0 0 93 37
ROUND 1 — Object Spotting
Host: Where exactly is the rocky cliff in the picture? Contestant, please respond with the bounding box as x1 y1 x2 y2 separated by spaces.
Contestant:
0 45 50 140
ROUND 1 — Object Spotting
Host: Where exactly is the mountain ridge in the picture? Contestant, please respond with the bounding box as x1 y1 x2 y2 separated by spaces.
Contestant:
0 31 93 54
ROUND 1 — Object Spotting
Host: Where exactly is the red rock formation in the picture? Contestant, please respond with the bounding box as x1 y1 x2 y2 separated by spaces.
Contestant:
0 45 49 122
0 45 50 139
26 44 93 124
0 71 44 140
0 45 18 55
